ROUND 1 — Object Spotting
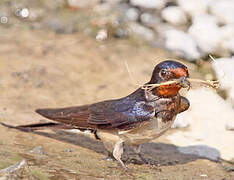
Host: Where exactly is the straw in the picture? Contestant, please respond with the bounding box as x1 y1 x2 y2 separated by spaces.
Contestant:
124 60 220 92
140 78 219 91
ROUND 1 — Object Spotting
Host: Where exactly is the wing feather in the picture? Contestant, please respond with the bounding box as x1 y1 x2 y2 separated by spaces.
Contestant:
35 100 155 130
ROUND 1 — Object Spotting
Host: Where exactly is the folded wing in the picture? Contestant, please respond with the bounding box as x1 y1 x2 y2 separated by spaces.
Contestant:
36 100 155 130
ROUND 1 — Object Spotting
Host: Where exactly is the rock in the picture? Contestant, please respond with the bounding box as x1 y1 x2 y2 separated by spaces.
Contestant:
191 14 217 25
163 29 201 60
65 149 72 152
130 0 166 9
212 57 234 107
167 88 234 160
177 0 211 17
30 146 47 155
114 28 129 38
209 0 234 24
96 29 108 41
188 14 222 54
128 22 155 41
220 24 234 54
140 13 160 26
161 6 187 26
154 23 174 35
0 160 35 180
125 8 140 22
19 8 29 18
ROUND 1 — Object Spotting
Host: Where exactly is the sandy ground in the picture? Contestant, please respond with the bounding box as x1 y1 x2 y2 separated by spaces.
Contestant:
0 27 233 179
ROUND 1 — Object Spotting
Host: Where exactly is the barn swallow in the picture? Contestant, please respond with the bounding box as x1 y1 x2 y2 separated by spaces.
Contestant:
3 60 190 169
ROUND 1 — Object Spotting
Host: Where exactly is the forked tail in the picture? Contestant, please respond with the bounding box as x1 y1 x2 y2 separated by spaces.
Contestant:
0 122 73 131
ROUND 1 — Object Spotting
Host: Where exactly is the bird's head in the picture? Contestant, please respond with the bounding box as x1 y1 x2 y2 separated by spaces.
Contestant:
148 60 190 97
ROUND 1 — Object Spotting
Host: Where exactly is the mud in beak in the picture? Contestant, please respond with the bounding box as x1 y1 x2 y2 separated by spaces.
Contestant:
178 77 191 90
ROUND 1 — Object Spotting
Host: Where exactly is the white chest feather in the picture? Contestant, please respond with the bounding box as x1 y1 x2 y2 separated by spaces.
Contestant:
119 116 175 145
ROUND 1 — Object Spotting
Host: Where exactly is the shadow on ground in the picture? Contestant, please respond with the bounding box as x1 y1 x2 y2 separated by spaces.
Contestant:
21 129 220 167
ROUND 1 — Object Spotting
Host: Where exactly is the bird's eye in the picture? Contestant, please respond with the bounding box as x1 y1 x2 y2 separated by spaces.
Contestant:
160 69 167 77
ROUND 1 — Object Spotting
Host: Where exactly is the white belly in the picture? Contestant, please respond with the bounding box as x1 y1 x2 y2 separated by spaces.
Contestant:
118 116 175 145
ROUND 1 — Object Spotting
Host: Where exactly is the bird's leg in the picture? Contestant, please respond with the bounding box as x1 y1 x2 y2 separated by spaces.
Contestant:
107 151 115 161
113 140 126 170
132 144 148 164
102 141 116 161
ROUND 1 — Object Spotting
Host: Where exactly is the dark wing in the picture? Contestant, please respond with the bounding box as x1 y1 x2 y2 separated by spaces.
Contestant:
35 105 97 129
88 100 155 130
35 100 155 130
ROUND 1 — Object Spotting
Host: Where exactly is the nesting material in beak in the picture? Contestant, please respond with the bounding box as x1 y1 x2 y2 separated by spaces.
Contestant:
177 77 191 90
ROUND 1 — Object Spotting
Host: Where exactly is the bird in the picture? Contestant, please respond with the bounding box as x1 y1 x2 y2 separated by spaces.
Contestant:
3 60 191 169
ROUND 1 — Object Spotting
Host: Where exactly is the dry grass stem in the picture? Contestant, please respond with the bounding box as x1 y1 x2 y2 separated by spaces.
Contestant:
140 78 219 91
124 60 219 91
188 78 219 89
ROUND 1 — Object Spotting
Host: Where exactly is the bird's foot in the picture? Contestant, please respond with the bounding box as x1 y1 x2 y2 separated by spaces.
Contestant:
126 153 150 165
103 152 116 162
137 153 149 164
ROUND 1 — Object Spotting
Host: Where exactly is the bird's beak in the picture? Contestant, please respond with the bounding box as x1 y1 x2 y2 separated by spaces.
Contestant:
178 77 191 90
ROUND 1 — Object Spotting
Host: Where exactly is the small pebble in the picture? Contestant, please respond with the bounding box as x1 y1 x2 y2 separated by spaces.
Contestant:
30 146 46 155
96 29 108 41
65 149 72 152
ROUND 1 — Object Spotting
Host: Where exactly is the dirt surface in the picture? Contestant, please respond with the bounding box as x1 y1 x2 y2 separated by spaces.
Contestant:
0 27 233 180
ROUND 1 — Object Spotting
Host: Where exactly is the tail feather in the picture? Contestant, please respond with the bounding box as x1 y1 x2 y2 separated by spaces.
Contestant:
0 122 100 139
0 122 73 131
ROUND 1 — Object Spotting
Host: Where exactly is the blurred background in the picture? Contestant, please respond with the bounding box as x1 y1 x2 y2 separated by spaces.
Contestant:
0 0 234 179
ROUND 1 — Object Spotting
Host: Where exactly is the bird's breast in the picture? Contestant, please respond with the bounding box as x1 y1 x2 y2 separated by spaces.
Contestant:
119 115 176 145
